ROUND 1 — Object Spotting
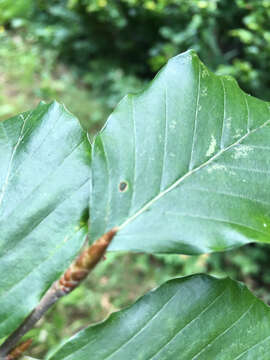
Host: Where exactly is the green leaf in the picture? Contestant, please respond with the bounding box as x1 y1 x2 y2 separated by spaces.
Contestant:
0 102 91 339
90 50 270 254
48 274 270 360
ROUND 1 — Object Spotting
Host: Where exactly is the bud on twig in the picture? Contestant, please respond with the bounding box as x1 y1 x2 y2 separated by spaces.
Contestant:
58 227 119 293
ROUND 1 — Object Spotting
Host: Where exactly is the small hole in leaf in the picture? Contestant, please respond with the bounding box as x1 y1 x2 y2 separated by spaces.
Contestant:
119 181 128 192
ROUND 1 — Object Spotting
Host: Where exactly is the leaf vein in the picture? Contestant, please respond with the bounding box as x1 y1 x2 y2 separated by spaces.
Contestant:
220 78 226 149
233 333 270 359
0 112 30 210
244 94 250 132
167 211 269 237
191 302 255 359
149 288 228 360
184 185 270 208
100 137 112 232
5 106 65 186
0 138 87 221
0 178 89 263
188 61 201 170
127 96 137 216
119 117 270 231
159 82 168 191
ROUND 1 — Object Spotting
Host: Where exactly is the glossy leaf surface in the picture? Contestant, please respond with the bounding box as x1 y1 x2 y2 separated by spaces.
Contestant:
0 102 91 339
90 50 270 254
49 274 270 360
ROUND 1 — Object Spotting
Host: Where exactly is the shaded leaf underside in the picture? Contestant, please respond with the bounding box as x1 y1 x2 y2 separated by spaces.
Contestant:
90 50 270 254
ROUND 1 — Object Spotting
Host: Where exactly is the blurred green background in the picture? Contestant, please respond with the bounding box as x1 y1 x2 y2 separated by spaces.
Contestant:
1 0 270 358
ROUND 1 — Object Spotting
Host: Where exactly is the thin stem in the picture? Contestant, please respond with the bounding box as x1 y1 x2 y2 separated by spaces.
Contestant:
0 228 118 359
0 284 64 359
6 339 32 360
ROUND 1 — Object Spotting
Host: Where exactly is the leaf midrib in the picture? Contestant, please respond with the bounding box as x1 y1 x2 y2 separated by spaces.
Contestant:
118 117 270 231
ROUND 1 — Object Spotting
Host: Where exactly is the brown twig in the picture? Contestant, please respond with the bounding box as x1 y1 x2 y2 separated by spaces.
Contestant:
5 339 32 360
0 228 118 360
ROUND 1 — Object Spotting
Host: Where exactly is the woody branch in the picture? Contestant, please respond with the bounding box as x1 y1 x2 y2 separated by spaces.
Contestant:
0 227 118 360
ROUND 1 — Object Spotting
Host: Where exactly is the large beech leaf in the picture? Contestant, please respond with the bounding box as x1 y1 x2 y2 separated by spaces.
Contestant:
90 50 270 254
49 274 270 360
0 102 91 339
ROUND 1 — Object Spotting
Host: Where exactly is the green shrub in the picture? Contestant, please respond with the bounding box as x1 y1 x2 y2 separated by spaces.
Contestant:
2 0 268 100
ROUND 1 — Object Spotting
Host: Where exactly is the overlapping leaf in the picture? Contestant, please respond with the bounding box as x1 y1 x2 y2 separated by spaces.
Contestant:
0 102 91 339
90 50 270 254
49 274 270 360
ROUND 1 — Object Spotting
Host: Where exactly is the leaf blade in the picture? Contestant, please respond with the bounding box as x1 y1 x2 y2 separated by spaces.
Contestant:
0 101 91 339
90 50 270 254
48 274 270 360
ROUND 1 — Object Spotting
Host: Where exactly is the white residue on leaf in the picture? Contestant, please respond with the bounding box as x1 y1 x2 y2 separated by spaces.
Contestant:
233 144 253 159
233 128 243 139
264 223 267 228
206 135 217 157
207 163 226 173
202 86 208 97
202 67 209 78
226 116 232 131
63 235 70 243
169 120 177 130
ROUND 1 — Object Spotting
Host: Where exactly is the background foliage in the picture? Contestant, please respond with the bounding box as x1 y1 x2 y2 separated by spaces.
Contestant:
0 0 270 358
